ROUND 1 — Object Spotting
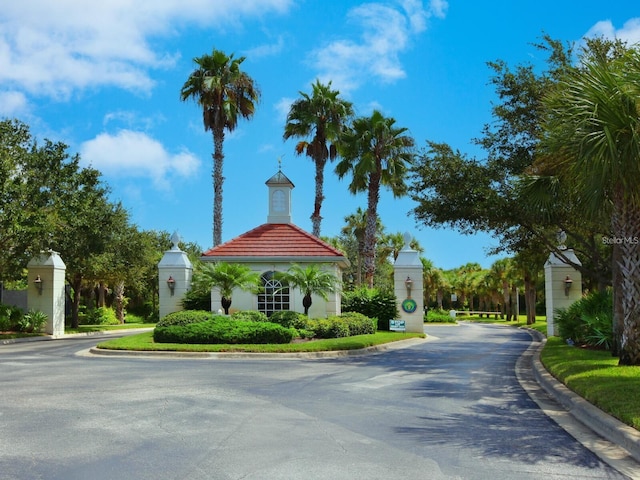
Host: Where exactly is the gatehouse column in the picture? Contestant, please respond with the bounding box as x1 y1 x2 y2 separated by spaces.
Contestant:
393 232 424 333
158 232 193 320
27 250 66 336
544 232 582 337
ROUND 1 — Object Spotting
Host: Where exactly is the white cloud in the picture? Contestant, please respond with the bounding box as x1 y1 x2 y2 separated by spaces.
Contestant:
0 90 28 117
309 0 445 93
583 18 640 46
80 130 201 190
244 35 286 58
0 0 293 99
275 97 295 122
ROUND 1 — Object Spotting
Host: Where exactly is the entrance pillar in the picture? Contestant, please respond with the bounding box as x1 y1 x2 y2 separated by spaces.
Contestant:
544 234 582 337
158 232 193 320
27 250 66 336
393 232 424 333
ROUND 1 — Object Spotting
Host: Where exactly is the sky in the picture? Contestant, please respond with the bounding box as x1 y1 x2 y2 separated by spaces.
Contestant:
1 1 639 270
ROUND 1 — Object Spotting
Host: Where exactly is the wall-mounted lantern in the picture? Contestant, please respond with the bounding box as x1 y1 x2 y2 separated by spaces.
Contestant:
34 275 43 295
404 276 413 298
167 276 176 296
564 275 573 296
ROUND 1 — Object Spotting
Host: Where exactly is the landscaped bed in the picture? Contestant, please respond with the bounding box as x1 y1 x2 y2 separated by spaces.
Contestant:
96 330 425 353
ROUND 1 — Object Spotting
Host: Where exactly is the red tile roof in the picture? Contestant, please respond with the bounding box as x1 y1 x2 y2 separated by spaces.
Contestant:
202 223 349 266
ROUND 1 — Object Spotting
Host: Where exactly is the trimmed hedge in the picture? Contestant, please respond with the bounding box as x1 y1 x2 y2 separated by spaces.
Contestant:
307 312 376 339
231 310 269 323
154 316 295 344
268 310 309 329
156 310 213 328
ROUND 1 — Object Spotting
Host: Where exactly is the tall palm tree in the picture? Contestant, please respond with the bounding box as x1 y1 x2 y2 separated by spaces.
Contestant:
336 110 415 288
284 80 353 236
341 207 368 286
540 45 640 365
192 262 262 315
180 49 260 247
275 264 340 315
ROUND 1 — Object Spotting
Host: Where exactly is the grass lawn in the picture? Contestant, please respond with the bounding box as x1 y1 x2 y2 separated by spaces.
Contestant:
97 330 425 353
541 336 640 430
65 323 154 334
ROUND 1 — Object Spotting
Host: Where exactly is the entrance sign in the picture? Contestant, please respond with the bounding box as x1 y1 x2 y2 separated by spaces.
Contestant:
390 319 406 331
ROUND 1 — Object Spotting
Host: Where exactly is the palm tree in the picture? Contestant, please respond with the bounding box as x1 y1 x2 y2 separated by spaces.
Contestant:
341 207 368 286
284 80 353 237
490 258 512 320
180 49 260 247
336 110 415 288
192 262 261 314
540 44 640 364
275 264 340 315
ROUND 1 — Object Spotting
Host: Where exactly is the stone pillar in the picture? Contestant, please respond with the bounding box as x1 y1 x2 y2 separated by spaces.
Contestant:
158 232 193 320
393 232 424 333
544 248 582 337
27 250 66 336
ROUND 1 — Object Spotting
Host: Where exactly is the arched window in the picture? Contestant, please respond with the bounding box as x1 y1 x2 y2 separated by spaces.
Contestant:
258 271 289 316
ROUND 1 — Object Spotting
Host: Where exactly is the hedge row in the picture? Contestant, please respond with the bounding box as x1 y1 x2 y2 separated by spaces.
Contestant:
154 316 295 344
156 310 213 328
307 312 376 339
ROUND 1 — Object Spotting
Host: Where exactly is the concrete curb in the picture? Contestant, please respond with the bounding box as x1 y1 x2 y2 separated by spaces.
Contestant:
529 334 640 464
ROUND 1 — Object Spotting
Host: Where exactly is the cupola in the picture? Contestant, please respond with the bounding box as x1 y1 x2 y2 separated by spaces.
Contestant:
265 169 294 224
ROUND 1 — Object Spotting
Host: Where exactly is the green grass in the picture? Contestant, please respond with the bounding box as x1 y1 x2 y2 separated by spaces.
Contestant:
458 314 548 336
65 323 154 334
541 336 640 430
96 330 425 353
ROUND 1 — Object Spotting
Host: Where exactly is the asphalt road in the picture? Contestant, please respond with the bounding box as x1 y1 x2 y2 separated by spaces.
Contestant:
0 323 630 480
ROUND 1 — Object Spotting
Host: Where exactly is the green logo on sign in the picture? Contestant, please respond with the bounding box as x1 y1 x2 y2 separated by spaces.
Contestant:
402 298 417 313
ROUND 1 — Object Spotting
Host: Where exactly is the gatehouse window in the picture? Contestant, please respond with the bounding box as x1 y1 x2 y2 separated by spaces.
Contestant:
258 271 289 316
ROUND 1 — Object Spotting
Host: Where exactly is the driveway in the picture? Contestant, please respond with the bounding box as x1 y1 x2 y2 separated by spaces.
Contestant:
0 323 630 479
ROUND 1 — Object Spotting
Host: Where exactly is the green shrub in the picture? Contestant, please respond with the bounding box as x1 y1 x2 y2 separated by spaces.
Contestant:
268 310 309 329
425 309 456 323
0 303 24 331
154 316 294 344
231 310 268 323
124 314 146 324
307 317 350 338
339 311 377 335
84 307 119 325
181 287 211 311
127 302 157 323
156 310 213 328
342 287 397 330
18 310 48 332
555 289 613 349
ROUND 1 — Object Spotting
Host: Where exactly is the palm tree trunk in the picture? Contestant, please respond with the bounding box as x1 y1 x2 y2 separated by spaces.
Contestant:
523 276 535 325
114 281 125 324
70 273 82 329
363 175 381 288
311 158 326 237
212 128 225 247
510 285 519 320
614 198 640 366
502 282 510 321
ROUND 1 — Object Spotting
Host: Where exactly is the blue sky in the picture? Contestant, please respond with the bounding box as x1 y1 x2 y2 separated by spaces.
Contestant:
1 1 638 270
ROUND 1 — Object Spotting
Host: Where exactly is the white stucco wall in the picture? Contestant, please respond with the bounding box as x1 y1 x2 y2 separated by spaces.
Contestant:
209 261 342 318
